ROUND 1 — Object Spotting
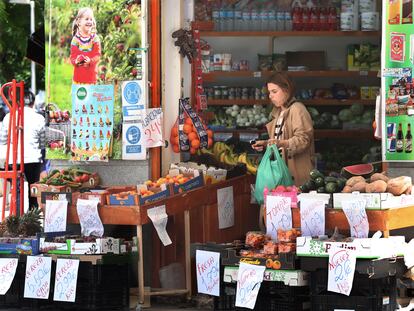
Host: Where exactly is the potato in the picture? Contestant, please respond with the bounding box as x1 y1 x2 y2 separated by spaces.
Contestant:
346 176 366 187
387 176 412 196
350 181 367 193
370 173 389 183
366 180 387 193
342 185 352 193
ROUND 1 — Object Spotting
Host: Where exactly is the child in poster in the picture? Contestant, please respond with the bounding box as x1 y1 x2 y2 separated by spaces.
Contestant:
70 7 101 84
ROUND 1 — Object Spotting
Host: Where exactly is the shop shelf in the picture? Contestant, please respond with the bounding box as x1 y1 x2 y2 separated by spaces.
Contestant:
200 30 381 37
203 70 380 82
206 99 376 106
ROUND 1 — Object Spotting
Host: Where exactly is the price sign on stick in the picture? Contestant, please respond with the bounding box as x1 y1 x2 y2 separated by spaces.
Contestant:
53 259 80 302
196 250 220 296
266 195 292 240
328 245 357 296
342 199 369 238
0 258 18 295
300 198 325 237
142 108 164 148
217 186 235 229
24 256 52 299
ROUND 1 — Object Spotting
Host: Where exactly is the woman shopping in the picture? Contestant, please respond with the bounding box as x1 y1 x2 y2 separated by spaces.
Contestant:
252 71 315 186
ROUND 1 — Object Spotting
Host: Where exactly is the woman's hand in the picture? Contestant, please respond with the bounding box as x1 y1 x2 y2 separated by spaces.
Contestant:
268 138 288 148
251 140 267 152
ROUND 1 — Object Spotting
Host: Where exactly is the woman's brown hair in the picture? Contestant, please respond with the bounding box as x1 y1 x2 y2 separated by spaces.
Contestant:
266 71 296 104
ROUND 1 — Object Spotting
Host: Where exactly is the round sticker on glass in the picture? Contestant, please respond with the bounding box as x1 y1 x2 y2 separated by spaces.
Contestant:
123 82 142 105
126 126 141 144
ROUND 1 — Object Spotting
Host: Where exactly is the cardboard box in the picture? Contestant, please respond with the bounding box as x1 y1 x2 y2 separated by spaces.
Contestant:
30 183 72 198
171 174 204 194
106 186 139 206
286 51 326 70
70 239 101 255
98 237 120 254
221 249 299 271
333 192 414 210
80 190 108 205
0 238 39 255
39 238 71 255
223 266 308 286
296 236 405 259
138 186 171 205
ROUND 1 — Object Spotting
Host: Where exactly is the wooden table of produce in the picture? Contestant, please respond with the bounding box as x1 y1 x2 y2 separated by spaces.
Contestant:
292 205 414 237
67 174 258 307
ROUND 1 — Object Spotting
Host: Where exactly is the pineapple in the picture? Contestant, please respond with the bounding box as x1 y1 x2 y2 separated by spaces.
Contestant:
0 221 6 237
5 215 20 237
18 208 43 236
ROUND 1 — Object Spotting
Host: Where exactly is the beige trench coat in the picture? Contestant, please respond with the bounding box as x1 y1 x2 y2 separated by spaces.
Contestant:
265 101 315 186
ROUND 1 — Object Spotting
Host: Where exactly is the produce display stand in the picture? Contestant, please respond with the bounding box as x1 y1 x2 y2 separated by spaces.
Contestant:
291 205 414 237
66 174 258 307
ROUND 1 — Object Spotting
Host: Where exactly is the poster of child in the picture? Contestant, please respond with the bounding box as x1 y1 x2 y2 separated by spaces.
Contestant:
45 0 143 160
70 7 101 84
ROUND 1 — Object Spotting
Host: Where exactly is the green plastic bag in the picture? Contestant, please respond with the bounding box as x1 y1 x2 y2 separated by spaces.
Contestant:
254 145 293 204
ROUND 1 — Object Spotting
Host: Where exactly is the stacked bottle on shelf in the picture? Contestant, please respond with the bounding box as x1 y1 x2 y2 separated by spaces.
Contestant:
212 2 292 32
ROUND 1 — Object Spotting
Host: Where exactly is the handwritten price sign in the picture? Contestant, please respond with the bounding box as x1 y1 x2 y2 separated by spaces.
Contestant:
76 199 104 237
300 199 325 237
342 199 369 238
53 259 80 302
327 245 357 296
44 200 68 233
143 108 164 148
196 250 220 296
235 262 265 309
147 205 172 246
24 256 52 299
266 195 292 240
217 186 235 229
0 258 18 295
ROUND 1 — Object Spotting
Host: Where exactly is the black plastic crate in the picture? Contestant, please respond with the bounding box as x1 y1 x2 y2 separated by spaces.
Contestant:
311 293 396 311
54 262 129 311
309 268 397 298
0 258 129 311
214 282 309 311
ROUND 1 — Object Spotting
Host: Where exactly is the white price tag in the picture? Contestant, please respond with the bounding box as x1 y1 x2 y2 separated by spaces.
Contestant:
253 71 262 78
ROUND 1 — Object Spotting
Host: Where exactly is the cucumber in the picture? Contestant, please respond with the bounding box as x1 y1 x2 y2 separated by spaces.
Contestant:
325 182 337 193
324 176 337 184
310 169 324 180
317 186 325 193
315 176 325 188
305 179 316 191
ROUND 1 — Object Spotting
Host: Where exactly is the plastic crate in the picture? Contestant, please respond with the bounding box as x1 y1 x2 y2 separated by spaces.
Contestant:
309 269 397 311
54 262 129 311
311 293 395 311
214 281 309 311
309 269 397 297
1 258 129 311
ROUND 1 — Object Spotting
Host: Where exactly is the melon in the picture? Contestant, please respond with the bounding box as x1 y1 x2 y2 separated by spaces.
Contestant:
341 163 374 179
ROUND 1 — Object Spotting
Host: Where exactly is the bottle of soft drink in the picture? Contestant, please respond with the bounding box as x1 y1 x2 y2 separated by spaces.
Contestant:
268 7 276 31
241 7 251 31
285 11 293 31
259 5 269 31
310 7 320 31
218 5 226 31
328 7 337 31
302 7 311 31
250 5 260 31
292 5 303 31
319 7 328 31
225 5 234 31
234 5 242 31
212 4 220 31
277 10 285 31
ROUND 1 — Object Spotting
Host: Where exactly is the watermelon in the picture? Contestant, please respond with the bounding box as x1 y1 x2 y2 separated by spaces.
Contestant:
341 163 374 179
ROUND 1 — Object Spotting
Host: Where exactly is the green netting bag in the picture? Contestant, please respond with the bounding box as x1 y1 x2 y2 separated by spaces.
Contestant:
254 145 293 204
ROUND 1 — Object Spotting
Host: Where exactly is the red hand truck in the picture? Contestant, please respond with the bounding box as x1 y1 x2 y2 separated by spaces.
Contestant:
0 80 25 220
